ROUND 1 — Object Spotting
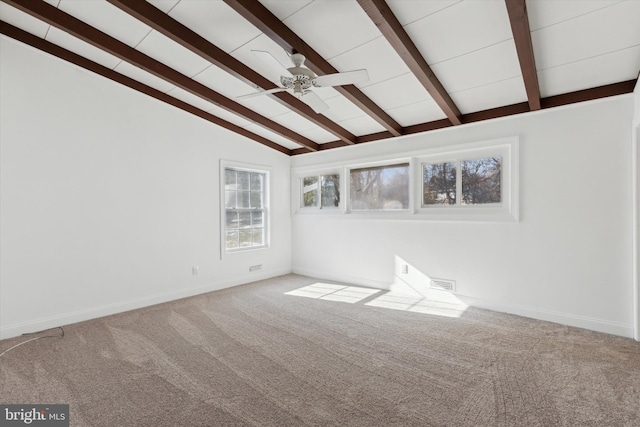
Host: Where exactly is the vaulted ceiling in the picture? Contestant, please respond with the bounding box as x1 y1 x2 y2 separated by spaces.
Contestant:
1 0 639 156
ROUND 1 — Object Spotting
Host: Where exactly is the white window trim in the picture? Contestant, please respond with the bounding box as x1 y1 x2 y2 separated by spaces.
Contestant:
220 160 272 259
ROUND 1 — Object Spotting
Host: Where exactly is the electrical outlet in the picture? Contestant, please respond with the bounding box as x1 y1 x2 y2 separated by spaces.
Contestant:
401 264 408 274
249 264 262 272
192 266 199 276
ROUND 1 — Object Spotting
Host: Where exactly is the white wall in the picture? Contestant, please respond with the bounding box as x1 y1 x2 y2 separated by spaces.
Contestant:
0 37 292 339
292 95 635 337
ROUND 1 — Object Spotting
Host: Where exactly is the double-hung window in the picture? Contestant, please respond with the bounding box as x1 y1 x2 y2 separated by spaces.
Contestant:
223 164 269 254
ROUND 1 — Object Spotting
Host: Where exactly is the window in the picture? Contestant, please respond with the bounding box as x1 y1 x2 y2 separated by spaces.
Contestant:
423 162 457 205
349 163 409 211
422 157 502 207
301 174 340 209
461 157 501 205
292 136 517 221
223 165 268 253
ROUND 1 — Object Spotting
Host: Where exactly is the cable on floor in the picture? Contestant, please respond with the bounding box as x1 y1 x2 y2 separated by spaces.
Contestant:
0 327 65 359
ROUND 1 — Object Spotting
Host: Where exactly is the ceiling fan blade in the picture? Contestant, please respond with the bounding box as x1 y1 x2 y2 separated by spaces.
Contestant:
251 50 293 78
301 90 329 114
314 69 369 87
237 87 287 100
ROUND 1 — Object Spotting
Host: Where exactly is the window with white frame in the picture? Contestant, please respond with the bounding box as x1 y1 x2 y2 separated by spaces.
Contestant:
416 137 517 221
423 156 502 206
349 163 410 211
301 174 340 209
223 165 268 253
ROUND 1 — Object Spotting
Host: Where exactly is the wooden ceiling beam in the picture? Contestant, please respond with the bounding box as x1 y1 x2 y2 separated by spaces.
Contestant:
0 20 291 155
505 0 541 111
541 80 636 109
293 80 636 155
357 0 462 126
222 0 403 137
106 0 357 146
3 0 318 152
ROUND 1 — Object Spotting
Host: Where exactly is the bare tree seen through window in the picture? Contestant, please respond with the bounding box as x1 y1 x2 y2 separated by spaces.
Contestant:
350 164 409 210
461 157 501 205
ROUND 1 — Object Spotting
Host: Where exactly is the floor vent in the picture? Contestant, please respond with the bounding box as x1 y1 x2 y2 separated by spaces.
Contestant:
429 278 456 293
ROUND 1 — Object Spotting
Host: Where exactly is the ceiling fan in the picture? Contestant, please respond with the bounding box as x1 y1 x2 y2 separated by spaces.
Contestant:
237 50 369 114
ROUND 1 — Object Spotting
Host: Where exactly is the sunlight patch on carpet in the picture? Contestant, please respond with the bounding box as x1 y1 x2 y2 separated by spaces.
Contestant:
284 283 382 304
285 282 468 317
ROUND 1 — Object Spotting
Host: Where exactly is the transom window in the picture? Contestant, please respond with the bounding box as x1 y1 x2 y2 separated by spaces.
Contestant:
224 167 268 252
349 163 410 211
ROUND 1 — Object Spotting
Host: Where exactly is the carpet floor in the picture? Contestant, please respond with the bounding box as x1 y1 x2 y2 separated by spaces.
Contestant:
1 274 639 426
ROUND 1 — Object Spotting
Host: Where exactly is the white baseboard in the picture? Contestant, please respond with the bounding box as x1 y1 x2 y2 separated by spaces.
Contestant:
0 268 291 340
291 268 634 338
456 294 633 338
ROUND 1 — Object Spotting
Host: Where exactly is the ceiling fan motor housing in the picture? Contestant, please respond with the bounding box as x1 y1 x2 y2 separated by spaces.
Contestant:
281 65 316 95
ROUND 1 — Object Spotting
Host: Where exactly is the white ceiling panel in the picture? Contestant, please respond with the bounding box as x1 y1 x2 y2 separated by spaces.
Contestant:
145 0 179 15
538 45 640 98
113 61 176 94
358 73 433 111
337 115 386 136
387 99 447 127
329 36 412 88
166 0 262 54
243 124 303 150
45 26 121 70
282 0 380 60
532 1 640 71
258 0 313 21
451 77 527 114
405 0 513 65
192 64 261 100
322 94 376 123
207 106 255 128
270 111 324 134
271 111 339 143
526 0 623 31
432 39 521 94
0 3 50 39
309 86 342 102
166 86 219 112
387 0 461 26
298 127 340 144
235 92 293 119
57 0 151 48
135 30 211 78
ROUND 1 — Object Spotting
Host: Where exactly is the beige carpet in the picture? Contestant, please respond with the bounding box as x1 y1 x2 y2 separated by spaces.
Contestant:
1 274 639 426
